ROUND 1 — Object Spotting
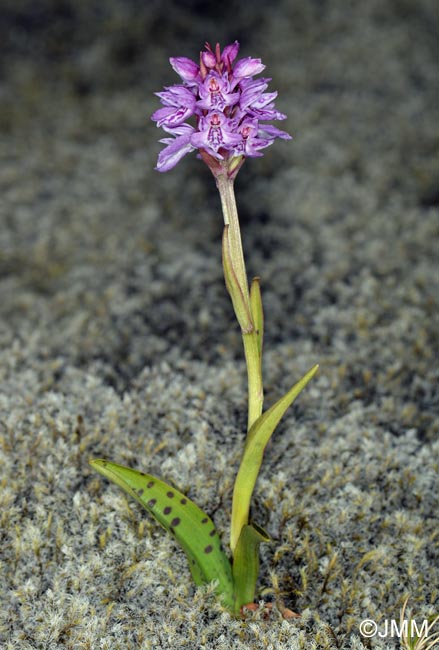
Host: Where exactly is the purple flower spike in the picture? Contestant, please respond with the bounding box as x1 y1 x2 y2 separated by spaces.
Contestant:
152 41 291 175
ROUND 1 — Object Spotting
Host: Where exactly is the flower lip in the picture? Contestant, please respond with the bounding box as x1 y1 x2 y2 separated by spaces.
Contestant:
153 41 291 172
197 71 240 111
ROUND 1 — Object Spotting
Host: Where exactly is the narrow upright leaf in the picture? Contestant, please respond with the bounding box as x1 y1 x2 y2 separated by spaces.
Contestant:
249 277 264 361
222 225 254 334
90 459 234 608
230 364 319 551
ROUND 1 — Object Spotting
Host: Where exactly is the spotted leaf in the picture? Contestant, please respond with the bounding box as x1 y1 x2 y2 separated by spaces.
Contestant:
90 459 234 609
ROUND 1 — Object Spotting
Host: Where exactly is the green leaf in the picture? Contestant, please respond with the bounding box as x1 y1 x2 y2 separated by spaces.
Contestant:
90 459 234 609
230 364 319 551
222 225 254 334
243 277 264 429
249 277 264 362
232 522 270 615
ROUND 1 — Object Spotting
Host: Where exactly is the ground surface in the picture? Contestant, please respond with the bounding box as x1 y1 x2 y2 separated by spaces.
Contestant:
0 1 438 648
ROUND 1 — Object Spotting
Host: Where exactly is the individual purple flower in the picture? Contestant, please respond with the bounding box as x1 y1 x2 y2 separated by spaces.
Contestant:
239 78 275 111
156 124 196 173
197 72 239 111
152 85 197 128
234 118 291 158
169 57 200 85
231 57 265 83
221 41 240 67
191 111 242 156
151 41 292 175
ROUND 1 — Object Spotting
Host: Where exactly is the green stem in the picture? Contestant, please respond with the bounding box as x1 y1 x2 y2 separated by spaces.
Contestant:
216 171 265 556
242 332 263 430
216 173 263 431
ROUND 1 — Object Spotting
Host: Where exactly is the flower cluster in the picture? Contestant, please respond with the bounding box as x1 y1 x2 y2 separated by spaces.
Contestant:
151 41 292 173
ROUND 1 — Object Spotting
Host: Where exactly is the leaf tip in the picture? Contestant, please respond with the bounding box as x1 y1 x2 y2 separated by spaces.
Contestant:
89 458 107 470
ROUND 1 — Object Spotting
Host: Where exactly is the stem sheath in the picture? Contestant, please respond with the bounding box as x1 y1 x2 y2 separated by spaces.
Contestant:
216 173 263 431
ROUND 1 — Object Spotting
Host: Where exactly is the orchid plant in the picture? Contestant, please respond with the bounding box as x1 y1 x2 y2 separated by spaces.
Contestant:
90 41 318 617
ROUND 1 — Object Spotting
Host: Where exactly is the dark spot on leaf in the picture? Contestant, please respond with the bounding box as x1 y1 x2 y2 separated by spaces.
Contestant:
171 517 181 527
180 498 187 505
204 545 213 554
209 529 216 537
137 489 144 496
164 507 172 515
140 472 146 476
147 481 154 488
147 499 157 508
166 491 175 498
201 517 208 524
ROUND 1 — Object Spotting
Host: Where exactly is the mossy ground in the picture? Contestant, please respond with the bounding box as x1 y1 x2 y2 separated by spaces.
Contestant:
0 1 437 648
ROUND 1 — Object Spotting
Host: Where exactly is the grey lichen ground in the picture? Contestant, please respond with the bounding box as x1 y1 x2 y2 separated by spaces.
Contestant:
0 1 438 648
